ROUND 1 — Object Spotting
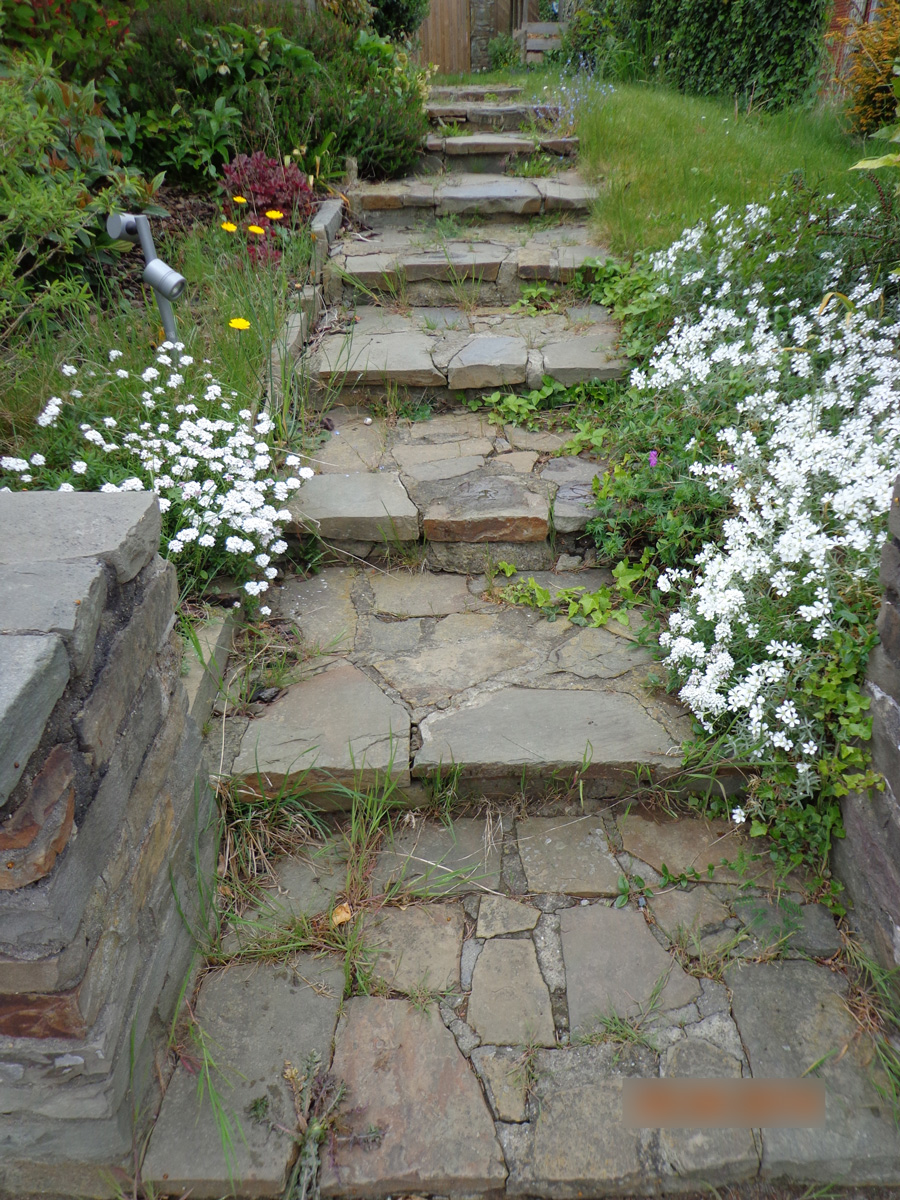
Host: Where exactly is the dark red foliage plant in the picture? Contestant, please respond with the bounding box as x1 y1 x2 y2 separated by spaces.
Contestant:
219 151 314 225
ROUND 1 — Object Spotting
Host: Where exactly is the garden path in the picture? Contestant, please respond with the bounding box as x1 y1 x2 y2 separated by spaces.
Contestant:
142 87 900 1198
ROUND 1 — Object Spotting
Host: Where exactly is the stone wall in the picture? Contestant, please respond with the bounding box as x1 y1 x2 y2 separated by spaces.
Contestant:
470 0 498 70
834 475 900 972
0 492 214 1199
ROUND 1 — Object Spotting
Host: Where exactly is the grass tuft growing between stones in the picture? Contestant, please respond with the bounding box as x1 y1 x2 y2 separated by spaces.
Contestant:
574 970 666 1062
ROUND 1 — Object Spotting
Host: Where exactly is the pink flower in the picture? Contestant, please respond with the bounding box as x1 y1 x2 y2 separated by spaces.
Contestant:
648 450 659 468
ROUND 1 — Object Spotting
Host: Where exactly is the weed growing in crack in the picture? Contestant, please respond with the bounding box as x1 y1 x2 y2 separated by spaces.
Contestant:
575 970 666 1063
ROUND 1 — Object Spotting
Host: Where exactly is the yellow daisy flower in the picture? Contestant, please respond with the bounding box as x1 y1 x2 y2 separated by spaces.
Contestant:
248 225 265 235
221 221 237 232
232 195 247 204
265 209 284 220
228 317 251 330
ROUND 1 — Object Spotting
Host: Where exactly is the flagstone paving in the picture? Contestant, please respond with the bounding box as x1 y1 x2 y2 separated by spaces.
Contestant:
142 88 900 1198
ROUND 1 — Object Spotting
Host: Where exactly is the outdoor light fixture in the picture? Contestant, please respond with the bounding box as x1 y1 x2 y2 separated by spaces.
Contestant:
106 212 186 344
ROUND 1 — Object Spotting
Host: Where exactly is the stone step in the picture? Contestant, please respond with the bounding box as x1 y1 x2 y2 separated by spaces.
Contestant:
303 303 625 402
325 228 605 306
227 559 692 803
426 100 561 132
349 170 595 225
429 84 524 102
421 130 577 173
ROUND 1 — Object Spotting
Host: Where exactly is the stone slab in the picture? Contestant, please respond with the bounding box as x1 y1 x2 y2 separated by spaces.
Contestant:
0 560 106 676
426 540 555 574
517 244 555 280
402 247 503 282
470 1045 528 1121
446 336 528 389
516 816 621 896
142 959 343 1199
477 895 540 937
233 661 410 790
504 1044 657 1197
315 332 445 387
660 1038 759 1185
550 627 652 680
541 336 624 384
558 245 606 282
370 571 474 616
620 813 782 887
467 938 555 1046
648 886 732 946
311 197 343 243
392 440 496 471
288 472 419 542
403 411 499 442
415 687 680 779
437 177 542 216
373 818 501 897
397 453 486 482
373 611 546 707
536 176 596 212
727 959 900 1181
539 456 604 487
444 133 535 155
364 902 463 993
320 998 507 1197
274 567 359 653
0 491 161 583
552 483 598 532
181 608 234 727
732 897 842 959
561 904 700 1031
0 634 69 806
504 425 568 453
0 744 75 889
416 469 550 543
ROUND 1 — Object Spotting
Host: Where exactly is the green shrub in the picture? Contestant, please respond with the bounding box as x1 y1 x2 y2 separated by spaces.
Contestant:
0 0 147 82
838 0 900 135
0 52 164 346
564 0 830 107
488 33 520 71
109 6 429 182
371 0 430 39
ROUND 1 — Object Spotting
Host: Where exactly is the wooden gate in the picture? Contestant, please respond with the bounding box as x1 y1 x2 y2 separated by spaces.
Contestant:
416 0 471 73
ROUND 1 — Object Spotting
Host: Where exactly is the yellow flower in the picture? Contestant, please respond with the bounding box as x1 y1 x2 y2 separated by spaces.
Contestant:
220 221 237 232
265 209 284 220
228 317 250 330
248 225 265 235
232 195 247 204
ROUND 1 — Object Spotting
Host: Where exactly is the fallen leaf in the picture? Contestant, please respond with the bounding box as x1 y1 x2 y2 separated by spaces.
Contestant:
332 902 352 926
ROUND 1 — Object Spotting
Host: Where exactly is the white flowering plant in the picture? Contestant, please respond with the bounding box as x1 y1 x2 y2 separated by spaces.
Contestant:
562 182 900 892
0 344 313 599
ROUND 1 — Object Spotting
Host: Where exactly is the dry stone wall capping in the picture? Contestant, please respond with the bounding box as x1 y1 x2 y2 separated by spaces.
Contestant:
834 473 900 974
0 492 214 1199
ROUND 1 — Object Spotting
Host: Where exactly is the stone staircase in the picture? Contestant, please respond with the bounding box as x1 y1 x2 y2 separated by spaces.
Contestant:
138 87 900 1200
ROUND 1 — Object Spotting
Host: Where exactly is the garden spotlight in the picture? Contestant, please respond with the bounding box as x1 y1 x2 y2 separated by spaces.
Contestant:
106 212 186 344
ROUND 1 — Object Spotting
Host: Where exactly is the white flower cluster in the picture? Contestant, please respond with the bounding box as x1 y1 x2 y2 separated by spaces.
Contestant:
4 345 313 599
648 204 900 804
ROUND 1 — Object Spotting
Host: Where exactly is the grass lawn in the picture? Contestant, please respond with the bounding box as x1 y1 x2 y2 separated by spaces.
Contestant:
577 83 865 255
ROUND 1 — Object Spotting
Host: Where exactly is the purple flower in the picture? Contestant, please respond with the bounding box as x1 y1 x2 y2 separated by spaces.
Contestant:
648 450 659 468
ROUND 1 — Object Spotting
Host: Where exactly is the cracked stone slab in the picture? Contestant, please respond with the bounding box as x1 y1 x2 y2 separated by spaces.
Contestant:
471 1045 529 1121
392 439 495 470
233 661 410 792
288 472 418 542
142 960 343 1199
364 902 463 993
370 571 475 616
648 886 732 947
0 634 70 806
561 903 700 1032
272 567 358 653
412 468 551 543
726 959 900 1181
402 246 504 281
320 998 507 1197
477 895 540 937
504 425 569 452
0 559 106 676
372 611 559 707
549 626 653 681
538 456 605 487
505 1044 657 1197
415 688 682 783
401 411 499 442
397 453 487 482
619 813 799 888
306 414 389 473
373 817 502 897
446 335 527 389
659 1038 760 1186
732 897 842 959
516 817 620 896
314 331 446 387
467 938 555 1046
535 175 597 212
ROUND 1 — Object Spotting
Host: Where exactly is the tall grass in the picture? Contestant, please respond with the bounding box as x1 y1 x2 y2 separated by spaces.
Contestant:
577 83 864 255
